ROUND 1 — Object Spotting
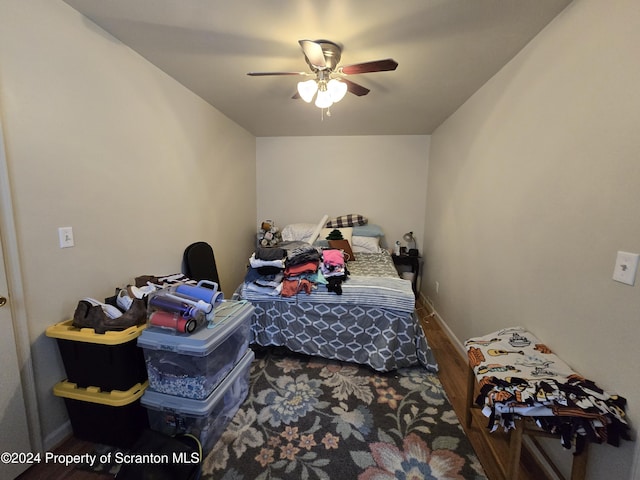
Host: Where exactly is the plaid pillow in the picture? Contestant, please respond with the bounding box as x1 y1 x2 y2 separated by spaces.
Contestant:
325 214 368 228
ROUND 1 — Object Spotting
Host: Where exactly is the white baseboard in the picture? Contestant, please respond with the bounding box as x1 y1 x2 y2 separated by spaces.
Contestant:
419 292 563 480
419 292 466 359
44 420 72 451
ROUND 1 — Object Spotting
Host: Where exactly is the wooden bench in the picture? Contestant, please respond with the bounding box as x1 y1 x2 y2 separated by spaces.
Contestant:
464 327 629 480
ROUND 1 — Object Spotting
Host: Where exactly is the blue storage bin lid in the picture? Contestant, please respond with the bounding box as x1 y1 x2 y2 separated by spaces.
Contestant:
137 301 254 356
141 349 254 417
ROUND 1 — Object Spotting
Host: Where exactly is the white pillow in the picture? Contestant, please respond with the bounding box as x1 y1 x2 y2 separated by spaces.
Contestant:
319 227 353 245
281 223 318 242
351 236 382 253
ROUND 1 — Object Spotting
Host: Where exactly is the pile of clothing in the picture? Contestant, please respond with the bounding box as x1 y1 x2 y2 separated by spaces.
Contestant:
320 249 349 294
245 241 349 297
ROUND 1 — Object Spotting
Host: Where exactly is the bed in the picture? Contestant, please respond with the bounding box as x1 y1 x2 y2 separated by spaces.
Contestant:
237 217 438 373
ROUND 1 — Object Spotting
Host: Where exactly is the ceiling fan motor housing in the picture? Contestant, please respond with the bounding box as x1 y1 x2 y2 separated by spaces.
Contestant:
305 40 342 72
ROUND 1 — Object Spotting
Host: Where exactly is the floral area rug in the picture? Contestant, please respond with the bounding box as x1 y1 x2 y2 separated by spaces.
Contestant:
201 346 486 480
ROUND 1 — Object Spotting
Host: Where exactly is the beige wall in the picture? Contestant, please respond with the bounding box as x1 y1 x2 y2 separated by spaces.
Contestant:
256 135 430 252
0 0 256 448
2 0 638 475
423 0 639 478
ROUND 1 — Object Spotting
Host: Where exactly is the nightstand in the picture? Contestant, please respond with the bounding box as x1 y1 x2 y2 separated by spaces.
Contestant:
391 254 420 296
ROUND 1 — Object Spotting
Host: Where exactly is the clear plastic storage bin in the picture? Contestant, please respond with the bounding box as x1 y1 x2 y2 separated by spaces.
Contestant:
137 301 254 399
141 349 254 453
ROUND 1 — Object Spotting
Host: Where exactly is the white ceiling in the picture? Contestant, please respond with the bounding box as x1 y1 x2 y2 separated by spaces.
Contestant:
63 0 571 137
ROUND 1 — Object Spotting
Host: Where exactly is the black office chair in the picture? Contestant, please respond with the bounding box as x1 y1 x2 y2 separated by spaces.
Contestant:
182 241 221 291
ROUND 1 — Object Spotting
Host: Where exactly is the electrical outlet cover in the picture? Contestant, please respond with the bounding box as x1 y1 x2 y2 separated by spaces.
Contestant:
612 251 639 286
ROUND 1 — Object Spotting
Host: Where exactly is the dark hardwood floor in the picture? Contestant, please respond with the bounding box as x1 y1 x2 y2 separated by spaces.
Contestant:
17 300 549 480
415 300 550 480
15 434 112 480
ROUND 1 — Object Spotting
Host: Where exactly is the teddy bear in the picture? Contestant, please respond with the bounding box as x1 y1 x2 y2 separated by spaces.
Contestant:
258 220 282 247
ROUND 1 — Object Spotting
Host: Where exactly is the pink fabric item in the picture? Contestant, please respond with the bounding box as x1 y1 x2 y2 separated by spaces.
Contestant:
323 249 345 266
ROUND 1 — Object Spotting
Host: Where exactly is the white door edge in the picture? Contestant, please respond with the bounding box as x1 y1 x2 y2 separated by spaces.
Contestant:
0 112 43 454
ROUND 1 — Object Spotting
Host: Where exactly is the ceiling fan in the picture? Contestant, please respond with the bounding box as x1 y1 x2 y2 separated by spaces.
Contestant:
247 39 398 110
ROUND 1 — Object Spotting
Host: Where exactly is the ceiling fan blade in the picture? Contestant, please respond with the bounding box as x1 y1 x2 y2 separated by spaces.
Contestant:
340 59 398 75
299 40 326 69
247 71 308 76
342 78 370 97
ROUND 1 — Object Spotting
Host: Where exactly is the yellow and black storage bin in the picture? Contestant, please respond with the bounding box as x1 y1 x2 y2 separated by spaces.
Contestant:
46 319 147 391
53 381 149 448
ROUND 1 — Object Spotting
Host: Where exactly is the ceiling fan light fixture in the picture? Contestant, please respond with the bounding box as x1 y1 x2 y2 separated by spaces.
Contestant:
314 80 334 108
249 39 398 116
327 79 347 103
314 87 333 109
297 79 318 103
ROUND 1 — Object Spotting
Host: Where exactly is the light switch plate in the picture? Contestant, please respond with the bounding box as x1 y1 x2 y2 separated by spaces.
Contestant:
58 227 74 248
612 251 639 286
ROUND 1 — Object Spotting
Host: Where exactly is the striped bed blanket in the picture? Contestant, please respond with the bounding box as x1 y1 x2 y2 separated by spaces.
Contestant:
240 251 415 313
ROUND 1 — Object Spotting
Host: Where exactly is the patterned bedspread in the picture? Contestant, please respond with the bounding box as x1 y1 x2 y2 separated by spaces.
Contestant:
239 251 437 372
348 251 400 277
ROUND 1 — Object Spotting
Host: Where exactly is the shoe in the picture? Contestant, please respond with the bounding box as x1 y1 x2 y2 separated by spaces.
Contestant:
116 289 134 311
82 297 122 318
116 285 156 311
117 297 147 327
72 300 111 333
72 298 147 334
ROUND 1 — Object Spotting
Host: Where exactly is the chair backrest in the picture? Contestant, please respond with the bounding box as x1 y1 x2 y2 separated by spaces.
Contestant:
182 242 221 290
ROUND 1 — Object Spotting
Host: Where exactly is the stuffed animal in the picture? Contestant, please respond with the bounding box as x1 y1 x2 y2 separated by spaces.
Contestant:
258 220 282 247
